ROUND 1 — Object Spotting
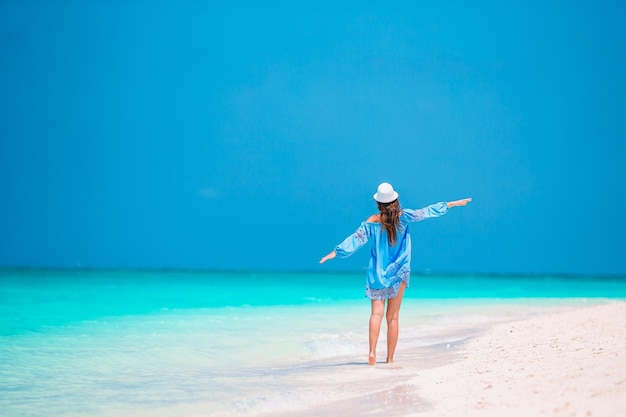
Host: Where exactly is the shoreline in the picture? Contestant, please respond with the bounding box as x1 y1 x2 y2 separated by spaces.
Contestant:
220 300 615 417
409 301 626 416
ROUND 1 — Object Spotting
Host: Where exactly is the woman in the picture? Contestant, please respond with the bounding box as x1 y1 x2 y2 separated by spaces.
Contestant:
319 182 471 365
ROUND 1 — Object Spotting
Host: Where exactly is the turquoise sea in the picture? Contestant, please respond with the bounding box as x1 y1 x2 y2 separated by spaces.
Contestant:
1 269 625 416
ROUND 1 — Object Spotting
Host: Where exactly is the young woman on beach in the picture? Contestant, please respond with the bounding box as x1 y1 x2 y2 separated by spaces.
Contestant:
320 182 471 365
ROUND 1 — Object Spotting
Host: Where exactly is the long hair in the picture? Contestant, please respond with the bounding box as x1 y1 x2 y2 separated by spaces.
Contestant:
377 199 401 246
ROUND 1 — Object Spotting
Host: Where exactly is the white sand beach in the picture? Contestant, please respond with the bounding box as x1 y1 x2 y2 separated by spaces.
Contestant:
412 301 626 417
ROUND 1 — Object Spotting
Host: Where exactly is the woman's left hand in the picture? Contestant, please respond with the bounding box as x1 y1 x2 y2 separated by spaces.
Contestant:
447 198 472 208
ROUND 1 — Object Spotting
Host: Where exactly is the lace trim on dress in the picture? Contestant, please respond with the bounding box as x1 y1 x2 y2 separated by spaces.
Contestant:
365 273 411 300
407 209 425 222
385 262 409 281
354 225 368 244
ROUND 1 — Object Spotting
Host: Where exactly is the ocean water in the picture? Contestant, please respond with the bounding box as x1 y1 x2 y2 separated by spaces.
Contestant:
1 269 625 416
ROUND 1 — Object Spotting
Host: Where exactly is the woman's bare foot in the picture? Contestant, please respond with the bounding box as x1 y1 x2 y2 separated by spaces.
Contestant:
386 356 393 364
368 354 376 365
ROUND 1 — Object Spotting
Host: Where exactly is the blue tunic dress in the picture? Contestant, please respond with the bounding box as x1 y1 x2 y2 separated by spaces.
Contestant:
334 203 448 300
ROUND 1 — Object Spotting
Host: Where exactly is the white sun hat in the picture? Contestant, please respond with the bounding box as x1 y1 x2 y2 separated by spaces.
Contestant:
373 182 399 203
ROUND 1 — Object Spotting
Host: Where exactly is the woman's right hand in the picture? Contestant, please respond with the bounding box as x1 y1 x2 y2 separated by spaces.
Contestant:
319 250 337 264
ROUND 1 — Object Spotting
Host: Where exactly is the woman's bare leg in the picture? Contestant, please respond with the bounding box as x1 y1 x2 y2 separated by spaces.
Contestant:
385 281 406 363
369 299 385 365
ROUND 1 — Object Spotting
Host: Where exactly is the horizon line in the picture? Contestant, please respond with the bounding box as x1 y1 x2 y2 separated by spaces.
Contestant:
0 265 625 280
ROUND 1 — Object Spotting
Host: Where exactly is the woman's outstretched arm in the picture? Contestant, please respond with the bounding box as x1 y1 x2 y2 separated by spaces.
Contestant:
319 250 336 264
447 198 472 208
320 222 371 264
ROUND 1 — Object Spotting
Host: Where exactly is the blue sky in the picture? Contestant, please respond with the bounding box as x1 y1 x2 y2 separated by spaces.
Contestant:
1 1 625 274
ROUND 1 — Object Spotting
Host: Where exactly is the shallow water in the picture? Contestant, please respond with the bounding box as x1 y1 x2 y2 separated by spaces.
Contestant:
1 269 625 416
